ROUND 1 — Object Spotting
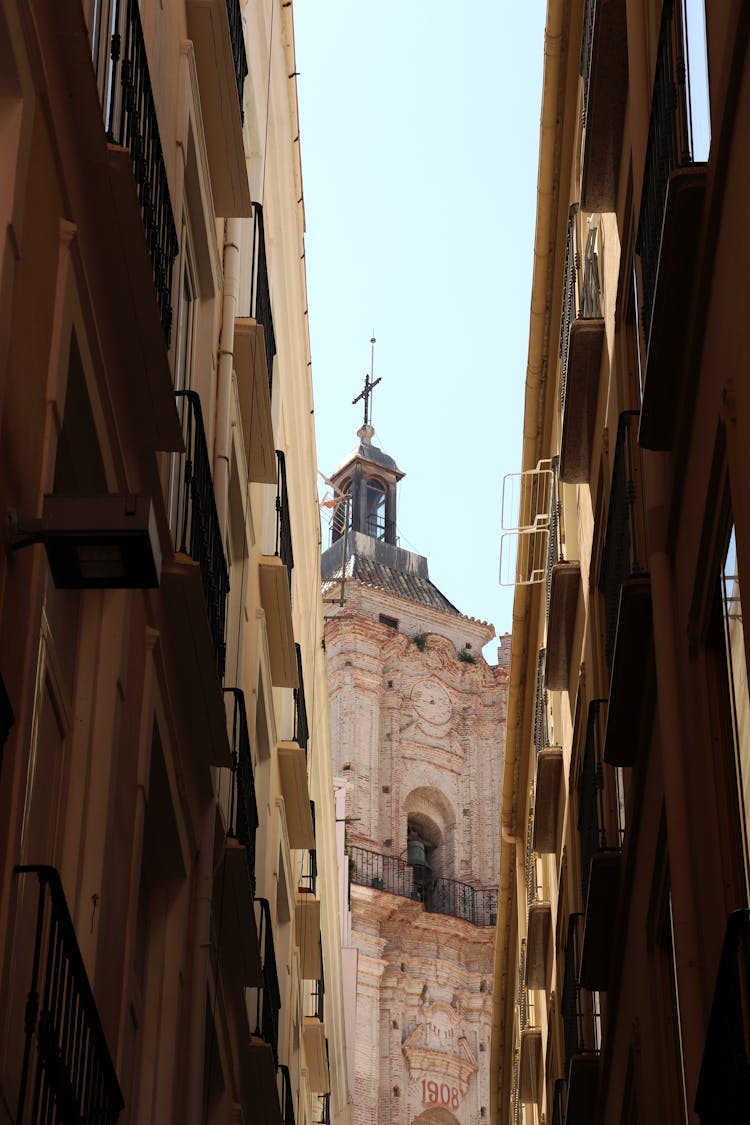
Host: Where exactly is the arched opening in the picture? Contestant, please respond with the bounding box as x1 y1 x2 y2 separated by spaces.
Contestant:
404 787 456 882
411 1107 461 1125
365 477 386 539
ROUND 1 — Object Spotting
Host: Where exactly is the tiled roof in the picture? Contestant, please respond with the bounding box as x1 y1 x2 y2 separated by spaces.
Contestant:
323 555 461 616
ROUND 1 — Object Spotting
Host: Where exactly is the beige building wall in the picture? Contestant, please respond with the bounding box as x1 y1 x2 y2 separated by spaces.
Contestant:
0 2 348 1123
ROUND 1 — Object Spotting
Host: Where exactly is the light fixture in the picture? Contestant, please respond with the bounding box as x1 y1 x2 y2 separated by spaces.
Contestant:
10 494 161 589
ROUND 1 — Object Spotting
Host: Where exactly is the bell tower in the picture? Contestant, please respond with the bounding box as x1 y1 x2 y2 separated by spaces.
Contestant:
328 421 404 546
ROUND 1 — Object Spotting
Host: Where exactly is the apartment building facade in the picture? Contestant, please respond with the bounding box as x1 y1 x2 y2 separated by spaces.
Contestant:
492 2 750 1123
0 2 349 1123
322 424 508 1125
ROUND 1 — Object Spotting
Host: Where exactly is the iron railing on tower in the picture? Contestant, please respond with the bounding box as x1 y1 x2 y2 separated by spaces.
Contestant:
104 0 178 345
250 203 277 393
13 866 125 1124
174 391 230 682
225 688 259 897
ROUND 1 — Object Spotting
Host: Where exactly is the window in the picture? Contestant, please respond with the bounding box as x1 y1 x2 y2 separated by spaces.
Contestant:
379 614 399 630
682 0 711 162
721 526 750 878
366 478 386 539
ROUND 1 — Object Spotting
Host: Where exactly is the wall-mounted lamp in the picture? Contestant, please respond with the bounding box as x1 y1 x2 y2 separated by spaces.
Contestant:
10 494 161 589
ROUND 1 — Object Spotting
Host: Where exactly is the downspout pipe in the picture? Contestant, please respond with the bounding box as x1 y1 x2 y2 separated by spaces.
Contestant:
215 218 242 532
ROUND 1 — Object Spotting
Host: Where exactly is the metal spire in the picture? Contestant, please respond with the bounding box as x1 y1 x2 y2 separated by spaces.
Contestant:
352 335 381 429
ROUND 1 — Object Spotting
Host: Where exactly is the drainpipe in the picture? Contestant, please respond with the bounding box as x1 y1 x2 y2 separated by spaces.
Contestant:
187 801 216 1125
215 218 242 532
645 450 704 1108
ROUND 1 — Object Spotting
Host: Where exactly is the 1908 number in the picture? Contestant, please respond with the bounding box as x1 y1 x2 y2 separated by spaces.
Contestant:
421 1079 459 1110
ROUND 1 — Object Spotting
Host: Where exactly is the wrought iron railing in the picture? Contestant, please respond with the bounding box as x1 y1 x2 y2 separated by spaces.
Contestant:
551 1077 566 1125
579 0 596 127
279 1064 296 1125
533 648 548 757
307 973 325 1023
254 899 281 1067
562 913 600 1072
299 834 317 897
560 208 602 419
14 866 125 1124
348 845 498 926
174 391 230 682
526 811 538 907
512 1048 521 1125
313 1093 331 1124
105 0 179 345
250 203 276 393
275 450 294 592
225 688 259 896
636 0 694 340
294 643 308 751
598 411 645 668
365 513 397 543
578 701 623 907
225 0 248 123
518 939 529 1030
545 459 561 617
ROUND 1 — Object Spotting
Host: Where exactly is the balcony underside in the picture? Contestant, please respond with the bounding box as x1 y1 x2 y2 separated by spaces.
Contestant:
639 165 707 450
580 0 628 212
566 1054 600 1125
278 741 314 850
296 892 322 979
546 562 581 690
259 557 297 688
234 319 276 483
519 1027 542 1103
560 319 605 483
161 557 231 767
603 576 653 767
303 1017 330 1093
695 910 750 1121
533 748 563 854
580 850 622 990
239 1039 282 1125
220 839 262 987
186 0 251 217
527 901 552 990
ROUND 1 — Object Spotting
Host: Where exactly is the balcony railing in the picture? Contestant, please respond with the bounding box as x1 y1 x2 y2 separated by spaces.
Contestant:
313 1093 331 1124
275 450 294 593
250 204 276 393
105 0 178 345
559 209 603 417
307 974 325 1024
562 913 600 1071
294 643 308 751
14 866 125 1124
578 701 623 907
225 689 259 897
598 411 645 669
348 845 498 926
551 1078 566 1125
174 391 230 682
533 648 548 757
254 899 281 1067
636 1 694 341
279 1065 296 1125
225 0 249 123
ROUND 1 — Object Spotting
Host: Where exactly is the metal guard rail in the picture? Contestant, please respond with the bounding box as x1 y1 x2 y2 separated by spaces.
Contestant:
225 688 259 897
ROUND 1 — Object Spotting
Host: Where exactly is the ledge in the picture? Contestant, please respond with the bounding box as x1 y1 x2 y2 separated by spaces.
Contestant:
277 742 314 850
546 562 581 690
295 891 322 979
219 838 262 987
527 901 552 990
519 1027 542 1103
603 576 652 767
566 1054 600 1125
303 1016 330 1093
259 557 297 688
234 320 276 483
238 1040 281 1125
560 319 605 483
580 0 628 212
533 749 563 854
639 165 708 450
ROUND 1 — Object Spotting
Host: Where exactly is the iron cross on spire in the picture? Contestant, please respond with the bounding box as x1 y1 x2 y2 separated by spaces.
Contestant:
352 336 381 427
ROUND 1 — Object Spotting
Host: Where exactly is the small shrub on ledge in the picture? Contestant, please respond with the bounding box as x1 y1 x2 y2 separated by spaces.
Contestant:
413 632 428 652
458 647 476 664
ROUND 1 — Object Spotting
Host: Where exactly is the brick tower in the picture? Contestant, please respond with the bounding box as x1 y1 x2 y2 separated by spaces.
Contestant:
322 423 508 1124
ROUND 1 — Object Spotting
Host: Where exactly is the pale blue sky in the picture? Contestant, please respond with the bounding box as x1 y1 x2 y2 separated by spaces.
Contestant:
294 2 547 651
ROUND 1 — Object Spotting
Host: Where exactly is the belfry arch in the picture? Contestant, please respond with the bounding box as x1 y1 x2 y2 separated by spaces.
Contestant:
404 786 456 879
411 1108 461 1125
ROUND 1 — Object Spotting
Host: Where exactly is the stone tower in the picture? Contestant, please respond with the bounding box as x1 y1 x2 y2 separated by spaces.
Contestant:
322 424 508 1125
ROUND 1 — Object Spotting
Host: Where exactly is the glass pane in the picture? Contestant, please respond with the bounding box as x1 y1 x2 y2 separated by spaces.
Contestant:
722 526 750 871
683 0 711 161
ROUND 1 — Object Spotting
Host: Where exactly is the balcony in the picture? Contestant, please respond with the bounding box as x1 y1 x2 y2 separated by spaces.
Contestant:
304 977 330 1093
636 2 708 450
243 899 283 1121
234 319 276 484
544 460 580 691
559 210 605 484
13 866 124 1123
279 1065 296 1125
562 914 600 1125
260 451 297 688
278 646 315 850
551 1078 566 1125
578 701 623 990
296 805 321 978
695 910 750 1122
599 411 652 767
526 843 551 990
161 391 231 767
532 748 563 854
518 942 542 1104
348 845 498 925
579 0 628 212
250 204 277 395
313 1094 331 1124
186 0 251 216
